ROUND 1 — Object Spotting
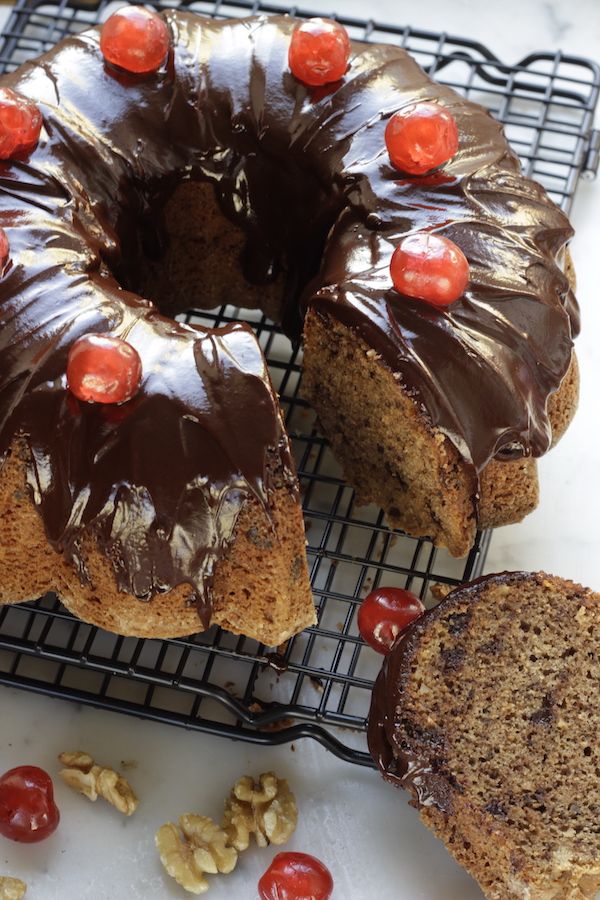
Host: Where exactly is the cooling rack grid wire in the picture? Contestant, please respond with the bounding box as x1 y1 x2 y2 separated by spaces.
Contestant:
0 0 598 767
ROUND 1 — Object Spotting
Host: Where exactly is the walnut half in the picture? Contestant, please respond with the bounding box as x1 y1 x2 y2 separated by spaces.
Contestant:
156 815 238 895
0 876 27 900
223 772 298 851
58 750 138 816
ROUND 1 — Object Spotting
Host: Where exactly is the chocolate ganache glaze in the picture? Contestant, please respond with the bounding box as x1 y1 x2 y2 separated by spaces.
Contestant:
367 573 532 813
367 601 454 812
0 12 577 612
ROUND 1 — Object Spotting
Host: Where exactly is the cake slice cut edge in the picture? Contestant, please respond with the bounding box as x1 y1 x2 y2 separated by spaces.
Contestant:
368 571 600 899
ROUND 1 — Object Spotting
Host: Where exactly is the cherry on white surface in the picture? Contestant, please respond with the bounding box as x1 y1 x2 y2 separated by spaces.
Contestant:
0 689 479 899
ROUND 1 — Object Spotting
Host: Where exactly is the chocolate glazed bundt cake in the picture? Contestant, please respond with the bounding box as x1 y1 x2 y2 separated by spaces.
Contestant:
368 572 600 899
0 11 579 639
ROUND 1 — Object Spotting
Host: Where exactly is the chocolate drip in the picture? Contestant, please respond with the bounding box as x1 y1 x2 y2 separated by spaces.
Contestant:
0 13 576 612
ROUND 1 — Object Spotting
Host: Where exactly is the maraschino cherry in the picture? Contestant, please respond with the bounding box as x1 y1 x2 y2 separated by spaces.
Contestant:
259 852 334 900
289 18 350 87
0 766 60 843
67 334 142 404
0 88 42 160
0 227 9 270
385 102 459 176
390 232 469 307
358 587 425 654
100 6 170 75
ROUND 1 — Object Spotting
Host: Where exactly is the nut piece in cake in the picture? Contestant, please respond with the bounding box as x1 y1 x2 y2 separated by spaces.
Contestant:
156 815 237 895
223 772 297 851
0 876 26 900
58 751 138 815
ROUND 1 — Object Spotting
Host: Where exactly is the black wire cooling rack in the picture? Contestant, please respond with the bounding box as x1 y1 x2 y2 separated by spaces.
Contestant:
0 0 598 769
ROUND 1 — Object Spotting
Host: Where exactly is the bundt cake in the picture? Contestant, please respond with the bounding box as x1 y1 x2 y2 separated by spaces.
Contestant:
368 572 600 899
0 10 579 640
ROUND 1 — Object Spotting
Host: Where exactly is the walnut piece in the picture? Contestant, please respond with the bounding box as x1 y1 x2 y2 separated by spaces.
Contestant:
58 750 138 815
431 582 453 602
0 877 27 900
156 816 238 895
223 772 297 851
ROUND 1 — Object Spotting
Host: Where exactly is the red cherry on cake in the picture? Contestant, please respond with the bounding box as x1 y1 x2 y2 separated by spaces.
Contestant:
358 587 425 654
385 102 459 176
0 227 9 270
100 6 170 75
0 766 60 843
67 334 142 404
0 87 42 160
288 18 350 87
259 852 334 900
390 232 469 307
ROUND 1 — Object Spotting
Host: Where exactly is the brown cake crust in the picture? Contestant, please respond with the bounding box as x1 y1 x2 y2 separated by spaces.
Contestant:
0 440 315 644
548 349 580 447
368 572 600 899
478 345 578 530
477 456 539 531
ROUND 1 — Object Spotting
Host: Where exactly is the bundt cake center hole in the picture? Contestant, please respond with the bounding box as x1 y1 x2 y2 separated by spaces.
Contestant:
108 173 337 333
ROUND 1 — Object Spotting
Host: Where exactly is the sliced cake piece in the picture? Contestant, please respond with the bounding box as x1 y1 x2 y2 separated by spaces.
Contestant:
368 571 600 899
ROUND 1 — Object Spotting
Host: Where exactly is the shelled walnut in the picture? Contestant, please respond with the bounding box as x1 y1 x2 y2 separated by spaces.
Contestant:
0 876 27 900
156 815 237 895
58 751 138 815
431 582 453 602
223 772 297 851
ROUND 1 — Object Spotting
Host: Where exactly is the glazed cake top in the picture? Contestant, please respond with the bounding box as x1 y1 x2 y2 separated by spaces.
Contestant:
0 12 576 608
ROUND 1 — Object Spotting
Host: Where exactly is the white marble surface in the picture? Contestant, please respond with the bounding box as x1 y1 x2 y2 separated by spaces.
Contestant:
1 1 599 898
